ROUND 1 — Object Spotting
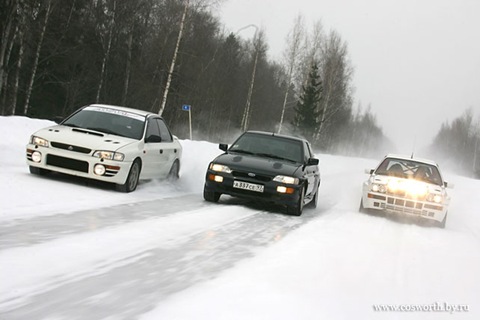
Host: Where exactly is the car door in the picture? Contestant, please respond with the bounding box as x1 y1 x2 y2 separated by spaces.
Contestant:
303 141 318 197
156 118 179 177
142 117 169 179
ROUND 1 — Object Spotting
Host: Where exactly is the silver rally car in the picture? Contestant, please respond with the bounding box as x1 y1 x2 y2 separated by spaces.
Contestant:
360 154 452 228
26 104 182 192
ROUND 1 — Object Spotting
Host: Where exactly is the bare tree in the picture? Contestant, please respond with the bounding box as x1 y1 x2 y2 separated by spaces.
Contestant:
278 14 305 134
158 0 190 116
23 0 52 115
94 0 117 103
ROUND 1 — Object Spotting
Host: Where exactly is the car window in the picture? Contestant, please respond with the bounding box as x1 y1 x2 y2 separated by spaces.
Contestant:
157 119 173 142
230 133 303 163
375 158 443 186
303 142 312 162
145 118 161 143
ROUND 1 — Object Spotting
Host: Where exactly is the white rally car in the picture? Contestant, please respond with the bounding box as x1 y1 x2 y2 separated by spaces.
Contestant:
360 154 452 228
26 104 182 192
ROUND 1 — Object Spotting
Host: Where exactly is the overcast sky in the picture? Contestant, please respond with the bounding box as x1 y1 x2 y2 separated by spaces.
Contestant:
217 0 480 154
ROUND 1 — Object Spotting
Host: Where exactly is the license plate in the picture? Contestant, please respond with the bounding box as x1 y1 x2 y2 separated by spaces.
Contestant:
233 180 264 193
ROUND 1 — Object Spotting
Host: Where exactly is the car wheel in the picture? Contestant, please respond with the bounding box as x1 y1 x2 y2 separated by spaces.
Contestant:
436 212 447 229
288 186 304 216
29 166 49 175
309 182 320 208
203 187 220 202
359 198 366 213
167 160 180 181
116 160 141 193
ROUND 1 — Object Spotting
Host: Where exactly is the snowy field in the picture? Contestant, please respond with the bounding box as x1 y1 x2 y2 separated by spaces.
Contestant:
1 116 479 319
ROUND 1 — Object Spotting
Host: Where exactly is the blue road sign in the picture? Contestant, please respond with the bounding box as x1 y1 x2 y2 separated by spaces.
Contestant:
182 104 191 111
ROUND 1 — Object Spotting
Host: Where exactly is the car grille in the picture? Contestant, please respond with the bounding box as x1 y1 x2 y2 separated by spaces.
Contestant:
232 170 271 182
51 142 91 154
46 154 89 173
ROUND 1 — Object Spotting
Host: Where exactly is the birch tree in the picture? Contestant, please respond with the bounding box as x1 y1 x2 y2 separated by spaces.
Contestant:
278 14 305 134
23 0 52 115
158 0 189 116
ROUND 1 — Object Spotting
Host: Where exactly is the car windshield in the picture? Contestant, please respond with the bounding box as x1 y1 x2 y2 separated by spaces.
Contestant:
62 106 146 140
375 158 443 186
229 133 304 163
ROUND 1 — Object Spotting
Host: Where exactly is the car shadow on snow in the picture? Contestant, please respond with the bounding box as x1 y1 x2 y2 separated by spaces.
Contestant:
360 209 443 229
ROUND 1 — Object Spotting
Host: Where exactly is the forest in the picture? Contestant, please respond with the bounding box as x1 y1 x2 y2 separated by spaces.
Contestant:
2 0 477 166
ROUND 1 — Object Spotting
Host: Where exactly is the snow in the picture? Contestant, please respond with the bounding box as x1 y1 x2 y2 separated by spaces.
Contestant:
1 116 479 319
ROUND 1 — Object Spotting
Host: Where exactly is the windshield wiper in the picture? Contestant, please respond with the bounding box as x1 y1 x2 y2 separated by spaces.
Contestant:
230 149 254 155
255 153 296 163
63 123 80 128
85 127 116 135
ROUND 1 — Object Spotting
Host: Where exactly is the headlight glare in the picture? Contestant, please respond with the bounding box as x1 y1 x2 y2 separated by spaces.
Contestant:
273 175 299 185
31 136 49 147
93 150 125 161
371 183 386 193
209 163 232 173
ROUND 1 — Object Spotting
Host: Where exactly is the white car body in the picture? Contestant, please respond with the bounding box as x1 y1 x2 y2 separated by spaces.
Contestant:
360 154 451 227
26 104 182 192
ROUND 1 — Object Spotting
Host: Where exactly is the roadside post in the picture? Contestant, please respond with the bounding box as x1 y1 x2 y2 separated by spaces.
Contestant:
182 104 192 140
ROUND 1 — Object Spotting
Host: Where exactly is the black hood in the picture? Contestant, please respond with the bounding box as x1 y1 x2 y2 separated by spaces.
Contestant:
213 152 301 176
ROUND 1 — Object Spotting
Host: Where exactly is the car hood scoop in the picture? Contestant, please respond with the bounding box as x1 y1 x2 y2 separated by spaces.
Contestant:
34 125 136 151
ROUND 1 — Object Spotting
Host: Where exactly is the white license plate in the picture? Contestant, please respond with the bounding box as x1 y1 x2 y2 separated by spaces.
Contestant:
233 181 264 193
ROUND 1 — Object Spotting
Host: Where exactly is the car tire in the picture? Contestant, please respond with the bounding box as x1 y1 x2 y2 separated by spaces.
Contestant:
29 166 49 176
203 187 220 202
167 160 180 181
116 160 141 193
436 212 447 229
288 186 304 216
359 199 366 213
309 182 320 208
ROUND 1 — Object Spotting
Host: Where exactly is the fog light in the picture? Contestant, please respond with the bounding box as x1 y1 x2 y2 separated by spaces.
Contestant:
214 175 223 183
94 164 106 176
31 151 42 163
277 186 295 194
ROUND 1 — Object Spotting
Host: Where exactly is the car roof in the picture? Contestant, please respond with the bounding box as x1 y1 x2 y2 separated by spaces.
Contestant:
244 130 310 143
383 153 439 167
87 104 158 118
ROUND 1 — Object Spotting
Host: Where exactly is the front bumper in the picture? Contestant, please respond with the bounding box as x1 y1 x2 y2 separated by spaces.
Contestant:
204 170 302 207
26 144 131 184
362 191 447 223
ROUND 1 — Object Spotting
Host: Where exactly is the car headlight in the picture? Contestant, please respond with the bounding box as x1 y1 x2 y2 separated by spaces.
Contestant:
273 175 299 185
30 136 49 147
209 163 232 173
427 193 443 203
93 150 125 161
371 183 386 193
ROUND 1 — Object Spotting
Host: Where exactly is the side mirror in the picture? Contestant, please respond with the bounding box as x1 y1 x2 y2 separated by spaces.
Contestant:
307 158 319 165
365 169 374 174
145 135 162 143
219 144 228 151
444 181 455 189
52 116 64 124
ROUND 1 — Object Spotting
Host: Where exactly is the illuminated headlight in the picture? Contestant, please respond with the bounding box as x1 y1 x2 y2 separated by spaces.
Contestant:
93 150 125 161
30 136 49 147
94 164 106 176
273 175 299 185
209 163 232 173
427 193 443 203
404 181 428 196
371 183 386 193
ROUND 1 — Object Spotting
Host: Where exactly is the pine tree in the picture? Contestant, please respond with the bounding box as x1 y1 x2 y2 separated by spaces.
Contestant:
293 62 322 138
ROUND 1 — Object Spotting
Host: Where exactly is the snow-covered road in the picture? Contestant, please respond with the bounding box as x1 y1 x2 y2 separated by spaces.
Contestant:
1 116 479 319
